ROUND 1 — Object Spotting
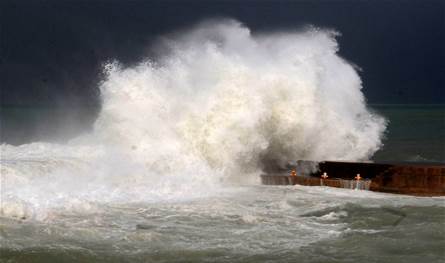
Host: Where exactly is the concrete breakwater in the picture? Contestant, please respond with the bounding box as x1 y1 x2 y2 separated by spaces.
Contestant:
261 161 445 196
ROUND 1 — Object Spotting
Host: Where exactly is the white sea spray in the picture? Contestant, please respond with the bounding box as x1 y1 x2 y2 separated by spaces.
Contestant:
0 19 386 219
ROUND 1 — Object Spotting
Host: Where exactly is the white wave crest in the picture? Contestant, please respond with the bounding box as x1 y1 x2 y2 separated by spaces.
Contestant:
0 19 386 218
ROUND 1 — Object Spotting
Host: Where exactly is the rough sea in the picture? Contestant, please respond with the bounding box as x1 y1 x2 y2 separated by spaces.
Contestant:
1 21 444 262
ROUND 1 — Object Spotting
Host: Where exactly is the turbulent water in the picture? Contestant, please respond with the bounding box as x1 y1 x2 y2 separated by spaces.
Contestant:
2 186 444 263
1 20 444 262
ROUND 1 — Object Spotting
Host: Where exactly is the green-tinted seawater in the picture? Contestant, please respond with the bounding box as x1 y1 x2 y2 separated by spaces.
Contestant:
371 104 445 162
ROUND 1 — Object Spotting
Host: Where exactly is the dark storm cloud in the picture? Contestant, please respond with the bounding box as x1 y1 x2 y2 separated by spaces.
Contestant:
1 0 444 107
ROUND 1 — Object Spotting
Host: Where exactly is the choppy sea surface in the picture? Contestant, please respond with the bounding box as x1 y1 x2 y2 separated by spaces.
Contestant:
1 105 444 262
1 104 445 262
1 185 444 263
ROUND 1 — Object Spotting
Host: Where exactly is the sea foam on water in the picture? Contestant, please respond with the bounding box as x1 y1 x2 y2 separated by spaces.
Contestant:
0 19 386 219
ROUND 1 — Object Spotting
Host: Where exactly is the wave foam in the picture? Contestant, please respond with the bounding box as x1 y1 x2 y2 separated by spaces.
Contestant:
0 19 386 219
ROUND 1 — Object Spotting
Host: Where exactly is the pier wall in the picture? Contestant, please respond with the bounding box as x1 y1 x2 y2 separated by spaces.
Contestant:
261 161 445 196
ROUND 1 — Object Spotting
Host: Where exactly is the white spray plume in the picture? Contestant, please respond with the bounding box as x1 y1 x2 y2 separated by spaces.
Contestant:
1 19 386 219
94 19 385 170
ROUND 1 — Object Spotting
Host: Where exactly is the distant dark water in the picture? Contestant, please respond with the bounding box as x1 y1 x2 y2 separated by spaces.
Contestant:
1 104 444 162
0 105 99 145
371 104 445 163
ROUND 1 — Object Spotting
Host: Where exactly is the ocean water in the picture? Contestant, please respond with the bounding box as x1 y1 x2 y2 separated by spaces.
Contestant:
1 21 444 262
1 186 444 263
371 104 445 163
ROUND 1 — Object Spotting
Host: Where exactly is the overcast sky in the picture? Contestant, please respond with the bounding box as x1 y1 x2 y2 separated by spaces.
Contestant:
1 0 444 106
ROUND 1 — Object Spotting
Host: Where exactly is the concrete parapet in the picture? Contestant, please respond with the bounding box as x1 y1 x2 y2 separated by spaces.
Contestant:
261 161 445 196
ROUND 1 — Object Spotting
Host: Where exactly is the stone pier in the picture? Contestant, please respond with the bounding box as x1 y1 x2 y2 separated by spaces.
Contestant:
261 161 445 196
